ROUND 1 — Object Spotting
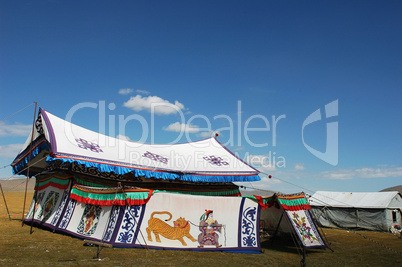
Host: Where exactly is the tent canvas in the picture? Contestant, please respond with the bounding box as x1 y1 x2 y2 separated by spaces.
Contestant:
11 108 328 254
258 193 327 249
25 176 261 252
12 108 263 252
309 191 402 232
12 109 260 183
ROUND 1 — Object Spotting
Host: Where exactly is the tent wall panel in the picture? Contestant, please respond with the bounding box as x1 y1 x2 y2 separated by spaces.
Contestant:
310 191 402 232
24 177 261 253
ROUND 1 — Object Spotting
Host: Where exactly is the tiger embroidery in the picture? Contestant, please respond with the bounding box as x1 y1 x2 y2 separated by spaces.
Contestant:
146 211 197 246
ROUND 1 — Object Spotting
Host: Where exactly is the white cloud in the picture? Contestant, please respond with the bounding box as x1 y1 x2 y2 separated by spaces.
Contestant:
321 166 402 180
197 131 219 138
0 144 23 158
123 95 185 115
136 89 150 95
198 131 213 138
119 88 151 95
260 175 282 184
116 134 131 141
163 122 199 133
246 154 269 165
0 122 32 137
118 88 134 95
258 165 277 172
246 154 266 164
294 163 306 170
246 154 276 171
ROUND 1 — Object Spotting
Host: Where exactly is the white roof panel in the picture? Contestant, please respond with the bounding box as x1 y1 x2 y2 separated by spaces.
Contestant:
310 191 401 209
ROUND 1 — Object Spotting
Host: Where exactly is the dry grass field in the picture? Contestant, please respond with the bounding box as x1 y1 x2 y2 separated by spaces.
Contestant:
1 179 401 266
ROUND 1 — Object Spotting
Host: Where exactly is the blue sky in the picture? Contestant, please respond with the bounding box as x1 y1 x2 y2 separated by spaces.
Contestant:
1 1 401 193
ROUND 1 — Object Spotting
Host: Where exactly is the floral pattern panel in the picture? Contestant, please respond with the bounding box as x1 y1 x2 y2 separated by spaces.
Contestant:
286 210 326 248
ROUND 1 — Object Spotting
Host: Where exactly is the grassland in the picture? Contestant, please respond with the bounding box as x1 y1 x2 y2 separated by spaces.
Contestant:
1 180 401 266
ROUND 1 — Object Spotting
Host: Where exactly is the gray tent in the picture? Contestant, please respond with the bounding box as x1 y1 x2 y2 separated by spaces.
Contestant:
309 191 402 232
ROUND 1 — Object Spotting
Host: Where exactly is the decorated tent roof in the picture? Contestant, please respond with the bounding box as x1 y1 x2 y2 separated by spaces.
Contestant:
252 192 310 211
310 191 402 209
12 108 260 183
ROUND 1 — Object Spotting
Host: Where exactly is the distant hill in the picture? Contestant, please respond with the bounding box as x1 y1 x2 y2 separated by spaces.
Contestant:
0 178 35 191
380 185 402 194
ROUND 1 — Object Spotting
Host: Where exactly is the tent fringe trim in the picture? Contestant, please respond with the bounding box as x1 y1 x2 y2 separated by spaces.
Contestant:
46 156 261 183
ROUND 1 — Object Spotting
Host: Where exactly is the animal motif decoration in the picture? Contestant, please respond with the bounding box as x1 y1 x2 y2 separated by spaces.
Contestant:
146 211 197 246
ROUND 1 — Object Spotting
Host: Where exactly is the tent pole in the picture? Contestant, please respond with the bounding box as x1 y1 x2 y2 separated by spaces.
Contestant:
21 102 38 226
29 179 39 234
0 183 11 221
284 211 306 266
310 207 334 252
270 211 284 245
300 247 306 267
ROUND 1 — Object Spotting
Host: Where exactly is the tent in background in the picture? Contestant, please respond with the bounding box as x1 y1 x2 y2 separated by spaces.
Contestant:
258 193 327 249
309 191 402 232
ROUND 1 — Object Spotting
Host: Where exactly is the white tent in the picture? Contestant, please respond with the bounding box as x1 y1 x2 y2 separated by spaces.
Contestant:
12 109 260 183
309 191 402 232
12 108 263 252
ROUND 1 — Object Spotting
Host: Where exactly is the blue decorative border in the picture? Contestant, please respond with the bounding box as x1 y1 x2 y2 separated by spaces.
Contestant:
51 189 69 226
59 199 77 230
46 156 261 183
103 205 121 242
12 139 49 175
238 198 259 248
115 205 143 244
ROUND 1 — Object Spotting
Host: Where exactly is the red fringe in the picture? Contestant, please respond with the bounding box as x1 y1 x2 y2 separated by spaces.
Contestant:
70 190 154 206
253 195 276 210
281 204 310 211
35 182 69 191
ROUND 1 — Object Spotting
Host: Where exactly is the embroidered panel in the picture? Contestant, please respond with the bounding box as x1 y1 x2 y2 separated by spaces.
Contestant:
37 191 60 222
139 192 260 251
26 189 261 252
143 151 168 164
103 205 121 242
115 205 143 244
198 210 224 248
286 209 326 248
50 190 69 226
59 199 77 229
75 138 103 153
76 204 102 236
240 206 257 247
26 191 45 220
203 156 229 166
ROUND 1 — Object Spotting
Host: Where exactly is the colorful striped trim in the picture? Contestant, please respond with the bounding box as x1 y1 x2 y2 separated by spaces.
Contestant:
248 195 276 209
247 193 311 211
70 185 154 206
34 177 70 191
276 194 310 211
